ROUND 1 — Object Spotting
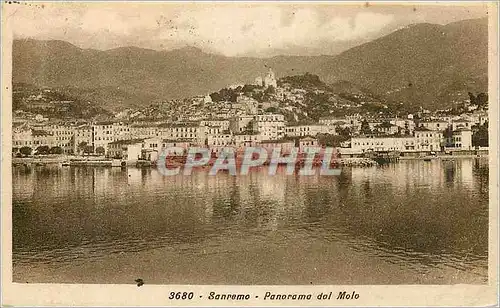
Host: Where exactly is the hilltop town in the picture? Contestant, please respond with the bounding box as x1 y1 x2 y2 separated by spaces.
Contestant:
12 69 489 164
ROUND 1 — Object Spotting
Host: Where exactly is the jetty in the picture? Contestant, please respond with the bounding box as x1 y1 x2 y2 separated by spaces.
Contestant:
365 151 400 164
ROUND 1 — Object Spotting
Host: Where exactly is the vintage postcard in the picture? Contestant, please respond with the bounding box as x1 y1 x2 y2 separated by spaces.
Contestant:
1 1 499 306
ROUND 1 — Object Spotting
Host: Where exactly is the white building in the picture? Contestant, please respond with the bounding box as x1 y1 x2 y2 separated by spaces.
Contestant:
451 118 472 131
445 128 473 151
73 125 93 153
254 114 285 140
388 118 416 134
41 123 75 154
236 95 258 115
285 124 335 137
233 132 262 149
319 115 361 132
418 120 449 131
113 122 132 141
13 127 34 149
129 123 159 139
229 115 255 133
299 137 319 151
350 136 416 153
92 122 115 154
414 127 443 152
200 119 230 131
207 132 233 148
373 122 399 135
157 122 205 145
107 139 144 162
260 140 295 155
263 68 277 88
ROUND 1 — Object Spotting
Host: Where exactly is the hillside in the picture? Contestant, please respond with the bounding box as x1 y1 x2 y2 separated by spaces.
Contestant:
315 18 488 108
12 17 487 111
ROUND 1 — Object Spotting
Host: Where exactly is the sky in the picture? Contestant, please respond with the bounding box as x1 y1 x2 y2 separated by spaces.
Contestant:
6 2 489 57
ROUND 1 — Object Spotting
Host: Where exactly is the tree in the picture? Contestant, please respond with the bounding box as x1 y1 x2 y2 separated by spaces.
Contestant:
95 146 105 155
84 145 94 155
468 92 476 105
279 73 324 89
49 146 63 154
472 121 488 147
77 141 88 154
469 92 488 108
242 84 259 93
317 133 350 147
19 146 32 156
210 88 237 102
360 119 371 135
264 85 276 95
209 92 222 102
35 145 50 155
251 91 265 103
337 127 352 137
476 93 488 108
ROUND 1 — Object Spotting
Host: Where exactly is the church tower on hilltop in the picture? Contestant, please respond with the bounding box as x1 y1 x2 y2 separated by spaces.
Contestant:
264 68 277 88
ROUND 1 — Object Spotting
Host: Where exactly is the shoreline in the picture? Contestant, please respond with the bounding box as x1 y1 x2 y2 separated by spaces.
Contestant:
11 154 488 168
398 154 488 160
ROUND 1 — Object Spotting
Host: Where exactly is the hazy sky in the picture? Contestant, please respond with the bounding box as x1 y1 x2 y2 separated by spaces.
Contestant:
7 2 489 57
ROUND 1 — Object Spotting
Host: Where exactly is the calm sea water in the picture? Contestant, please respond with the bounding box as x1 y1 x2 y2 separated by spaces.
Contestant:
12 158 489 284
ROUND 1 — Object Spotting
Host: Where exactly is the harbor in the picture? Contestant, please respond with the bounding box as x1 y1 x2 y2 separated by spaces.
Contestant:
12 157 489 284
11 148 488 171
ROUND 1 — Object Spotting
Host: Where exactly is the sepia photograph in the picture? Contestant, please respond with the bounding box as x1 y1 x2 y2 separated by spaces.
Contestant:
1 1 498 306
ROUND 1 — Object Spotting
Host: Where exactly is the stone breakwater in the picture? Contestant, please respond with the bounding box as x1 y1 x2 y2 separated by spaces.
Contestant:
335 158 377 167
12 156 378 169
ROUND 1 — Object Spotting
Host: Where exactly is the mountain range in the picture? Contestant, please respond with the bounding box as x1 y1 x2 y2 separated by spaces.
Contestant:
12 17 488 111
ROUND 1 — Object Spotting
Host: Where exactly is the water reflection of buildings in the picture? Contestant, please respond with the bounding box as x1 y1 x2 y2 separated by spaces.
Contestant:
12 167 36 201
348 159 476 193
13 160 485 238
13 162 489 277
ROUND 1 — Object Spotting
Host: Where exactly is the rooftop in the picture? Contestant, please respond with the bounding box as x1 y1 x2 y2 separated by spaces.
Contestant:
32 130 52 137
234 131 260 136
414 126 431 132
158 122 200 128
352 134 414 139
162 138 193 143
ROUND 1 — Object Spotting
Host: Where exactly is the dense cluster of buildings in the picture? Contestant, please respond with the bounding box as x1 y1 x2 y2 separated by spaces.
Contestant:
12 113 324 160
12 109 486 162
12 68 488 163
321 113 487 156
